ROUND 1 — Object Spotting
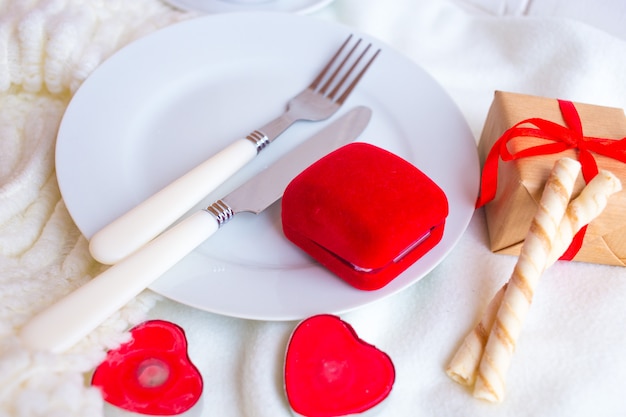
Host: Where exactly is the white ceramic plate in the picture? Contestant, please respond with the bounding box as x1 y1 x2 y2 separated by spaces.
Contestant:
56 12 479 321
162 0 334 14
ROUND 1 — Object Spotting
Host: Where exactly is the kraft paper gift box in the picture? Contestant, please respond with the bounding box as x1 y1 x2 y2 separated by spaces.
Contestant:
477 90 626 266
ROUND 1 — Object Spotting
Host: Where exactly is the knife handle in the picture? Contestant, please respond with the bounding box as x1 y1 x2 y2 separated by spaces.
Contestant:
89 138 257 265
20 210 219 353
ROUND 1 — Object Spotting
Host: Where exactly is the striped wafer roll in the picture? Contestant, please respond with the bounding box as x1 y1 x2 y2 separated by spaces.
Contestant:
446 283 507 386
473 157 581 402
547 169 622 266
448 165 622 397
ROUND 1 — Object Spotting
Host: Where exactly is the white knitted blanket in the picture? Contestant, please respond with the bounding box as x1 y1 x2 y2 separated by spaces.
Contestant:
2 0 626 416
0 1 193 415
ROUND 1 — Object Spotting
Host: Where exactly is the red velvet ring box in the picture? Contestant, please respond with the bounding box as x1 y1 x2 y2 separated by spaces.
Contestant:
281 142 449 291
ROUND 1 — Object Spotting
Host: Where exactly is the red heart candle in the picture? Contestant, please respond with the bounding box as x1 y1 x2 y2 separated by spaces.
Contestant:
92 320 203 415
284 314 395 417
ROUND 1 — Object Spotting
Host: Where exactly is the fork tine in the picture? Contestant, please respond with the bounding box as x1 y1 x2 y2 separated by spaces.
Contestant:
310 35 380 105
329 44 380 105
318 38 362 95
309 34 353 91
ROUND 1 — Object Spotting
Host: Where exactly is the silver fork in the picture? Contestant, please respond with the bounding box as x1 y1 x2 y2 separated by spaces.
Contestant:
89 35 380 265
247 35 380 152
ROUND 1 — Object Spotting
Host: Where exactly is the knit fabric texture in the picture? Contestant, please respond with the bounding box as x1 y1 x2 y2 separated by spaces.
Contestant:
0 1 193 415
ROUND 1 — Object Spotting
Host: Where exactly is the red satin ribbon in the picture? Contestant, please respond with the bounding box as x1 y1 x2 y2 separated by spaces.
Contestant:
476 99 626 260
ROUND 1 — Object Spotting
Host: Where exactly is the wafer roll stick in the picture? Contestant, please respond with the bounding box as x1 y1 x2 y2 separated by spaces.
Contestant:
547 169 622 265
473 157 581 402
448 165 622 395
446 283 507 386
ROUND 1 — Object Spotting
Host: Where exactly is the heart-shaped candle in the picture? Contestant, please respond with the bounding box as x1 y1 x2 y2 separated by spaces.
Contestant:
92 320 203 415
284 315 395 417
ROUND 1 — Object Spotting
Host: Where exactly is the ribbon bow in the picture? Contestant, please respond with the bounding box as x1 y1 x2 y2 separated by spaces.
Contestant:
476 99 626 260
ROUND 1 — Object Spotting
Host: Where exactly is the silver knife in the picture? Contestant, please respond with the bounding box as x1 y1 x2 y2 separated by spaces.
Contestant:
20 106 372 353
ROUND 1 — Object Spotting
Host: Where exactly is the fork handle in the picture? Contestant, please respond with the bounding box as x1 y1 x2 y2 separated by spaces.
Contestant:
20 210 220 353
89 138 257 265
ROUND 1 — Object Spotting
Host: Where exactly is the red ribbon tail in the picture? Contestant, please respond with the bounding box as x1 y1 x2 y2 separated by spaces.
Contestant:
558 225 587 261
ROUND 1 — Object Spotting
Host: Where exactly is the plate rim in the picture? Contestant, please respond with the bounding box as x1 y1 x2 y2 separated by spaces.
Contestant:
162 0 335 14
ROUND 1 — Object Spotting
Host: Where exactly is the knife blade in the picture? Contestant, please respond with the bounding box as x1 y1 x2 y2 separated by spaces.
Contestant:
20 106 372 353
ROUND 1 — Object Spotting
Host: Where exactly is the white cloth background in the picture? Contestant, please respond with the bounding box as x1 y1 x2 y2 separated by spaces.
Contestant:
1 0 625 416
